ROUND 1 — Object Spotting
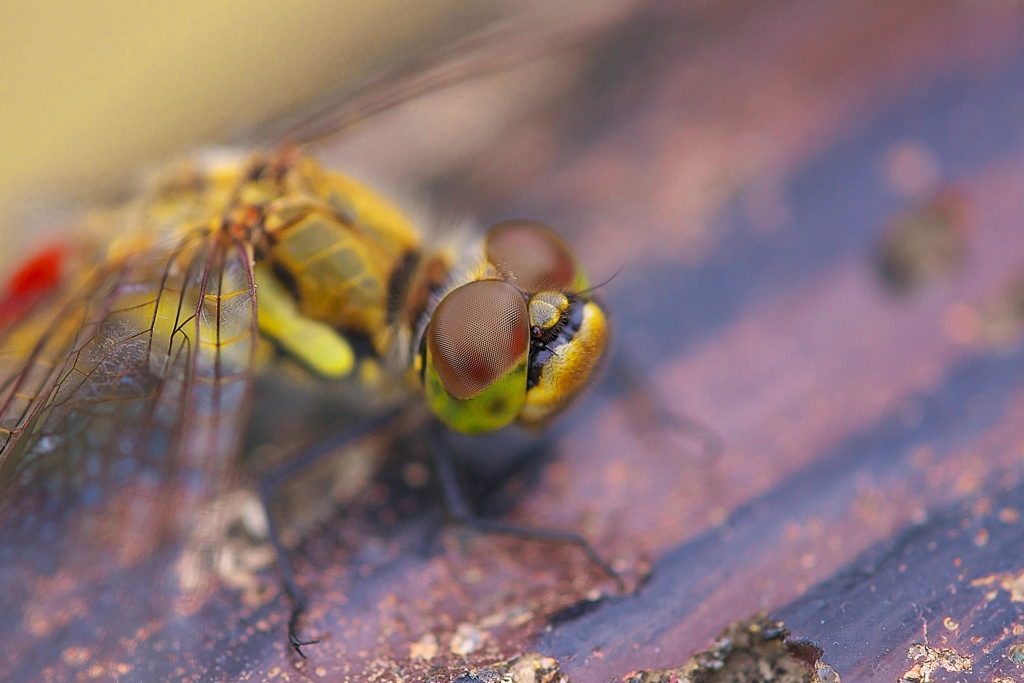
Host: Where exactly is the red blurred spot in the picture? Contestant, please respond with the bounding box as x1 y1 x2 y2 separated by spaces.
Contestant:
0 245 66 326
6 246 64 296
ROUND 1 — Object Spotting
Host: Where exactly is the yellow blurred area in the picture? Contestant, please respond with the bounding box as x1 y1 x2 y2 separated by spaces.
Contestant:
0 0 502 255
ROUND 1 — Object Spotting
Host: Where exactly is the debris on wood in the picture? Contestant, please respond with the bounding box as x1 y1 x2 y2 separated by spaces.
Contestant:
446 652 565 683
875 190 969 294
897 643 971 683
621 615 835 683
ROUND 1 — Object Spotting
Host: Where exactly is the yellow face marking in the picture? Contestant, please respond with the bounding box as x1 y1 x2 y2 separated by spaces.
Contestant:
528 291 569 332
519 300 609 426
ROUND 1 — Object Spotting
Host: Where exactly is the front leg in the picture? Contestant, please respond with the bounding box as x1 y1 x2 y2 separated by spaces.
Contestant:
258 408 404 658
427 422 625 591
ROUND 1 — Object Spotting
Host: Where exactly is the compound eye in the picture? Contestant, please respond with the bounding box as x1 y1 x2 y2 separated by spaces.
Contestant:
485 221 578 292
427 280 529 399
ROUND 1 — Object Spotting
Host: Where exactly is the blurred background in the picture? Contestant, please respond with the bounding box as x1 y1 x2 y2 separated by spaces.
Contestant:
0 0 517 267
8 1 1024 682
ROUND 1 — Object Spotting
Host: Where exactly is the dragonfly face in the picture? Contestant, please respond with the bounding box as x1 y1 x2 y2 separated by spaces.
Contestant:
420 221 609 433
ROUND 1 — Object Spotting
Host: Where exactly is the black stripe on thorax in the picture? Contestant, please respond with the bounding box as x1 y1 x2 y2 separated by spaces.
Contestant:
386 250 422 326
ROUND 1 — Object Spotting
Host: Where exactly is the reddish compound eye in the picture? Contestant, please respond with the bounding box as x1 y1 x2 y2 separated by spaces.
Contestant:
485 221 577 292
427 279 529 400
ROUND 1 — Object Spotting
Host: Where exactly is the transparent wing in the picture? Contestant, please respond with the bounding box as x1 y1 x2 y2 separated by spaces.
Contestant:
0 229 257 680
255 7 609 148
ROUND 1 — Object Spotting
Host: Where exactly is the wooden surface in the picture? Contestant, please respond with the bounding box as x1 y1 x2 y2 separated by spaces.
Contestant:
519 2 1024 681
8 1 1024 681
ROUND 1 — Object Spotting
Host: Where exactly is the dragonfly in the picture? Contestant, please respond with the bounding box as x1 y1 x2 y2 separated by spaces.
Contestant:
0 15 641 678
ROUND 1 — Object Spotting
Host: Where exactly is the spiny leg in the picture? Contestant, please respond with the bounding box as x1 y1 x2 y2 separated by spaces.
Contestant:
258 408 405 658
427 422 625 591
258 487 318 657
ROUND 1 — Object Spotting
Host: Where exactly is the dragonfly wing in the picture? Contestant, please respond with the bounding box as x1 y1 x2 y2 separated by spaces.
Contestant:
255 8 608 148
0 229 258 680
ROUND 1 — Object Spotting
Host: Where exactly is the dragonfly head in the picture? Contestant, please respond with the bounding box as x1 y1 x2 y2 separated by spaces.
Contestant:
421 221 609 434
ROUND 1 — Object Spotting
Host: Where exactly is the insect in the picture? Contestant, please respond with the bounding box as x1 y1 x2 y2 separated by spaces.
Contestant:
0 23 625 677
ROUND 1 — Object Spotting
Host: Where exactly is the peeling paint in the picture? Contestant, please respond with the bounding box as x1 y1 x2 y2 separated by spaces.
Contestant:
898 643 972 683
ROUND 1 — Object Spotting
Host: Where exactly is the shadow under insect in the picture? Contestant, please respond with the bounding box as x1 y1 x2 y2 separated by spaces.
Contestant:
245 365 623 655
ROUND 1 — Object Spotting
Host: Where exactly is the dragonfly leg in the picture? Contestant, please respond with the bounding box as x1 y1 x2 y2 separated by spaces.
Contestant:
257 489 320 658
258 471 317 655
428 423 625 591
258 408 405 658
607 349 723 459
